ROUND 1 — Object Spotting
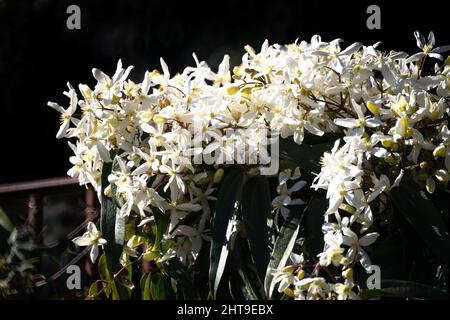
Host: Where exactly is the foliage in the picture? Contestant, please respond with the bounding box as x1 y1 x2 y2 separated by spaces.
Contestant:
49 31 450 299
0 208 35 299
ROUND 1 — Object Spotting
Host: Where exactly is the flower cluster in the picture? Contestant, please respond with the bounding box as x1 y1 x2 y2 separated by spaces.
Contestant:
49 31 450 299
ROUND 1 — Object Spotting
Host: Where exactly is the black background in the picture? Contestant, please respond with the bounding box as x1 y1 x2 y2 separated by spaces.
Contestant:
1 0 449 183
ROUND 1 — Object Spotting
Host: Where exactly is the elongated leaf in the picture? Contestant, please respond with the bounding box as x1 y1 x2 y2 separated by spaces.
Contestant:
242 175 271 282
231 234 263 300
279 133 341 173
165 258 197 299
115 260 133 300
111 156 127 246
150 273 168 300
360 280 449 300
152 208 169 251
87 281 99 300
209 166 245 298
265 205 303 298
100 162 124 276
0 208 12 232
98 253 119 299
302 132 343 145
391 177 450 265
302 197 327 259
143 273 151 300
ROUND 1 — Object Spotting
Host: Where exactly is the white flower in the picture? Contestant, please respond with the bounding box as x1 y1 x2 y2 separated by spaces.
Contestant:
342 228 379 270
294 277 330 300
318 232 345 267
47 83 79 139
406 31 450 63
72 222 107 263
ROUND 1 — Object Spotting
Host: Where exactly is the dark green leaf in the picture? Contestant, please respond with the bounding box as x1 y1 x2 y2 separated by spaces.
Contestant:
209 166 245 298
360 280 449 300
153 208 169 251
100 161 124 276
302 197 327 259
0 208 12 232
143 272 151 300
150 273 174 300
115 261 133 300
231 234 263 299
279 133 341 172
242 175 271 282
87 281 98 299
391 177 450 266
265 204 303 298
165 258 197 299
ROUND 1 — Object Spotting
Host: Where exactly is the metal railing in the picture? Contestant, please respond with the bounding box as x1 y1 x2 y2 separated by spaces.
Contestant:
0 177 100 297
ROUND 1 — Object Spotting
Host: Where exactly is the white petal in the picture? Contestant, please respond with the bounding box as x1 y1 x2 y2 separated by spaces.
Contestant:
72 236 91 247
86 221 97 235
405 52 426 64
289 180 307 192
334 118 360 128
359 232 379 246
90 245 99 263
47 101 65 113
160 57 170 78
432 45 450 54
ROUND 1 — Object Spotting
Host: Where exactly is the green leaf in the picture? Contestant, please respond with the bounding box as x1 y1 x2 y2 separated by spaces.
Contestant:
370 230 408 281
87 281 99 300
231 234 263 300
265 204 303 299
111 156 127 246
279 133 341 173
143 273 151 300
209 166 245 298
241 175 271 282
150 273 174 300
152 208 169 251
115 262 133 300
360 280 449 300
0 208 13 232
165 258 197 299
98 254 120 299
100 161 124 276
302 197 327 259
391 177 450 266
150 273 163 299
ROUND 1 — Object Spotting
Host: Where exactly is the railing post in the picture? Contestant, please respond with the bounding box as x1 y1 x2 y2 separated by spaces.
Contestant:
27 193 43 297
27 193 43 241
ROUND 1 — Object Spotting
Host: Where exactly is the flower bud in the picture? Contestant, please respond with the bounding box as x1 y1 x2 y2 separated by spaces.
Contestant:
433 145 446 158
213 168 225 184
339 203 355 214
104 185 112 198
435 169 450 182
283 288 295 297
226 86 240 95
426 177 436 194
367 101 381 116
381 138 393 148
340 257 351 267
342 268 353 279
282 265 296 273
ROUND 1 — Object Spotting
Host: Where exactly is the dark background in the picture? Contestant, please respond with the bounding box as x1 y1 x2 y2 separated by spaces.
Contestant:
0 0 449 184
